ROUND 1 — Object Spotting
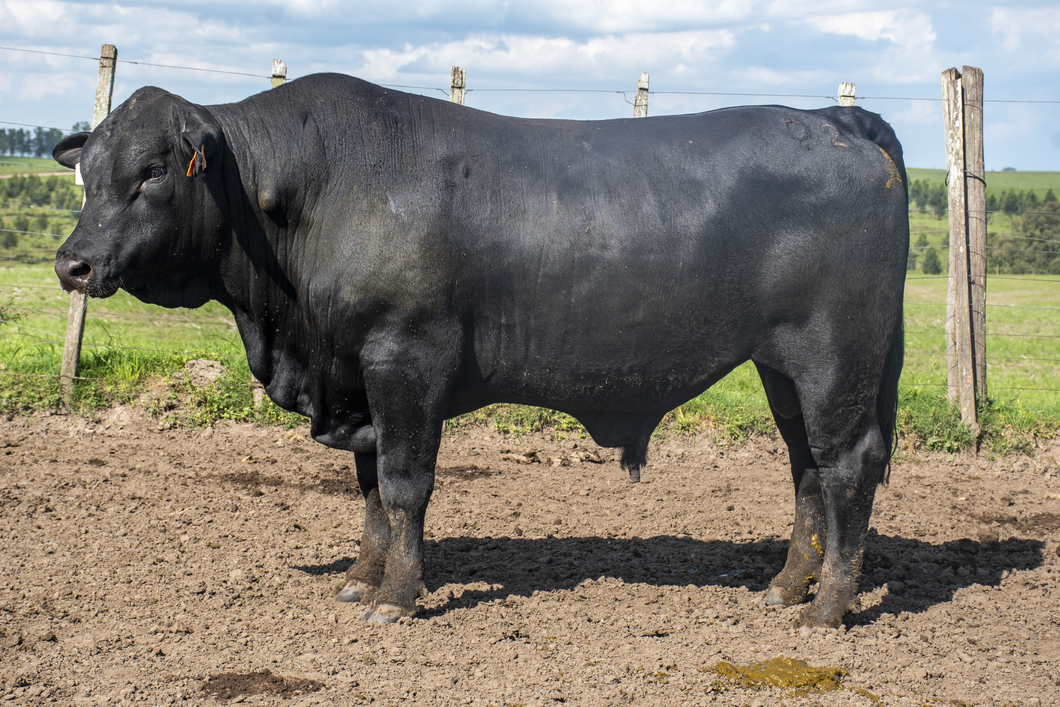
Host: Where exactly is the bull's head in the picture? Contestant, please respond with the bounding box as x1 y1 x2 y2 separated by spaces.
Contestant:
54 87 226 308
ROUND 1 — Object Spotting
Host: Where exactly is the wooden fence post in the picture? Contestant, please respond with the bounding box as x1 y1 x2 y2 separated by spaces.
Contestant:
271 59 287 89
61 43 116 408
963 66 987 403
633 72 649 117
941 66 980 435
838 82 856 107
449 67 466 105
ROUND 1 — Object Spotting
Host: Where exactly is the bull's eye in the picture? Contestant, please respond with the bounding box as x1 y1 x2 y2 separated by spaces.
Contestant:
147 166 167 183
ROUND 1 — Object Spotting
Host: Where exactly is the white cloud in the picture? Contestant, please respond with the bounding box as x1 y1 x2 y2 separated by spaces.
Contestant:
991 7 1060 66
360 29 736 84
522 0 754 33
0 0 70 37
803 9 935 48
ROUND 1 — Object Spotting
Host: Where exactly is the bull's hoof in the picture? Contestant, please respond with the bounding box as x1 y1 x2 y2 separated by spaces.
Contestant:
794 596 858 629
335 579 375 603
357 603 408 623
765 571 815 607
764 584 806 607
794 606 842 629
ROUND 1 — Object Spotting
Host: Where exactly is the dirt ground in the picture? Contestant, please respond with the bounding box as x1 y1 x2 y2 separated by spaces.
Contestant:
1 407 1059 706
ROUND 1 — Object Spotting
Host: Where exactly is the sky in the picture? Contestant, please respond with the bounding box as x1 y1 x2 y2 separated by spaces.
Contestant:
1 0 1058 171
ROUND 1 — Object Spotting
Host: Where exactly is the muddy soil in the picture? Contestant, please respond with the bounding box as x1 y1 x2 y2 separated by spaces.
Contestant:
1 408 1059 706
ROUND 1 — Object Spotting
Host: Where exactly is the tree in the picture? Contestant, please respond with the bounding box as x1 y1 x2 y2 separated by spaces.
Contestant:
910 180 926 210
1001 190 1020 215
1022 190 1040 212
1019 201 1060 274
927 182 947 218
921 247 942 275
1045 189 1057 204
32 127 65 158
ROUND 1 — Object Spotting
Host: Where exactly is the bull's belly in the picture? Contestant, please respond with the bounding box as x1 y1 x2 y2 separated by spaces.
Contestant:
446 343 746 420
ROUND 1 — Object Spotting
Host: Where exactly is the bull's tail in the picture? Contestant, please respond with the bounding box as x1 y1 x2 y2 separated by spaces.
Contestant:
877 313 904 484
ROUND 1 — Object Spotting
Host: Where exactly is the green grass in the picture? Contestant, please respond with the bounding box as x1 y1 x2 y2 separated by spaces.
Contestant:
1 168 1059 453
5 256 1056 452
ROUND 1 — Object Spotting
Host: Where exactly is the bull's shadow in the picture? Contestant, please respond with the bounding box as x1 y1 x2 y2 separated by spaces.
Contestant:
291 531 1044 625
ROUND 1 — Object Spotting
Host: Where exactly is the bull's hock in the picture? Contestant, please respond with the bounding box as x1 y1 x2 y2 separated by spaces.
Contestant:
53 71 908 627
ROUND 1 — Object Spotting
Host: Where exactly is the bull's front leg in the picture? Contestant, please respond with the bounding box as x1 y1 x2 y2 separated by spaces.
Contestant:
353 326 459 623
336 452 390 603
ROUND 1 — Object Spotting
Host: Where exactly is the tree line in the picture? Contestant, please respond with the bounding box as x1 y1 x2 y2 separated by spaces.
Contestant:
0 175 81 249
910 179 1059 217
989 201 1060 275
908 178 1060 275
0 123 89 158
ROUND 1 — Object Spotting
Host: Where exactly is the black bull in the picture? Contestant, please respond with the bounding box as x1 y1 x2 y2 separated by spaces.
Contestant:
53 73 907 628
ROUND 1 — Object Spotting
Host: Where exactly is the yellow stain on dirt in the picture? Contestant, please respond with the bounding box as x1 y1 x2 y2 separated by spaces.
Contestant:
713 657 847 693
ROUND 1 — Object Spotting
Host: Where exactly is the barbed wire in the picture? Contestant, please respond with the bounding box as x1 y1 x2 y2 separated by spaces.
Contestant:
986 332 1060 339
0 200 81 214
990 276 1060 284
0 46 269 79
0 331 245 358
0 160 67 170
0 120 73 132
2 44 1059 107
909 210 1060 218
0 227 68 239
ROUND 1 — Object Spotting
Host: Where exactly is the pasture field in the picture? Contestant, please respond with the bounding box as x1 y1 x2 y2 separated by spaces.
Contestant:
906 167 1060 200
2 169 1060 450
3 255 1059 450
0 157 69 176
0 157 70 178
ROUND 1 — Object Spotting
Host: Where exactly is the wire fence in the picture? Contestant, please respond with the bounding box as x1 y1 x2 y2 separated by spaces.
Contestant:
1 44 1058 416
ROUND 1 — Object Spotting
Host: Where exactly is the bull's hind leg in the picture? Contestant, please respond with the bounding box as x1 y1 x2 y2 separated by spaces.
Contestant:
796 399 888 628
757 364 826 607
336 452 390 603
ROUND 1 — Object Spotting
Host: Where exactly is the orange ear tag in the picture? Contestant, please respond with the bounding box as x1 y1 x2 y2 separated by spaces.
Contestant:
185 147 208 177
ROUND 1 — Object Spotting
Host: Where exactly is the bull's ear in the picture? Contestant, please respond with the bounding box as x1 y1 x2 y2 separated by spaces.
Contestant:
53 132 90 169
180 124 223 177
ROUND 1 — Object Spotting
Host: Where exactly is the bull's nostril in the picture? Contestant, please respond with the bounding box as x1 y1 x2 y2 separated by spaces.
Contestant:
55 258 94 293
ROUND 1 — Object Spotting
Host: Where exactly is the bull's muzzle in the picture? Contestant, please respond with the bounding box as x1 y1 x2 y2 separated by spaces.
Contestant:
54 256 94 294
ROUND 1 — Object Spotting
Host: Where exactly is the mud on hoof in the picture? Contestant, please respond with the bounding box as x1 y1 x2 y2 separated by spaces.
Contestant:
764 565 819 607
793 596 860 629
764 582 810 607
357 603 411 623
335 579 377 603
